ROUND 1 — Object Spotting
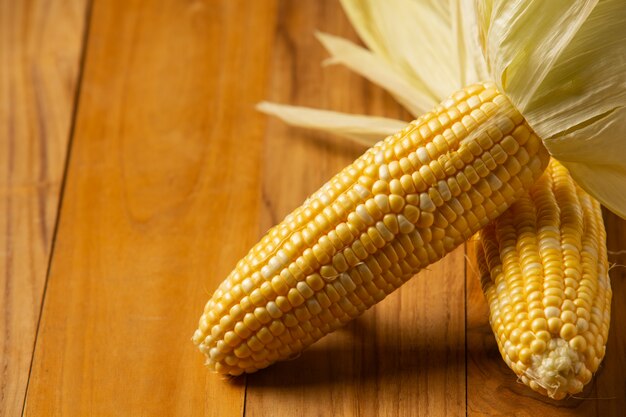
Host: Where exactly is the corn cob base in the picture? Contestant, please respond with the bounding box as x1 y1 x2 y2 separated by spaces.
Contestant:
476 160 612 399
193 82 550 375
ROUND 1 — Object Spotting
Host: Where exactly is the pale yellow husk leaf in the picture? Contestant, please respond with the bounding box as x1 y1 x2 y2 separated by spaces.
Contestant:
339 0 459 99
316 32 433 116
259 0 626 218
450 0 489 85
542 107 626 218
479 0 626 218
257 102 406 147
475 0 598 110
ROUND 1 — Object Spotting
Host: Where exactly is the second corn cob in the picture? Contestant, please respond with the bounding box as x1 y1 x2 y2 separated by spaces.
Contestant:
193 82 550 375
475 159 611 399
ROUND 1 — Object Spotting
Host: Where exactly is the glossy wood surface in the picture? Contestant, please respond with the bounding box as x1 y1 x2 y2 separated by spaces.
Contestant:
0 1 88 415
3 1 624 416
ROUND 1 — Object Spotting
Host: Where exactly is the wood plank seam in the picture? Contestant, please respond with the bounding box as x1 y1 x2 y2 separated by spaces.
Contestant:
19 1 95 415
23 1 277 414
464 242 469 417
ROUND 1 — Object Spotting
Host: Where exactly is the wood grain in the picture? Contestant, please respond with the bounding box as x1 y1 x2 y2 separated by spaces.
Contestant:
10 1 626 416
0 1 88 415
245 2 466 416
466 213 626 417
23 0 277 415
596 210 626 416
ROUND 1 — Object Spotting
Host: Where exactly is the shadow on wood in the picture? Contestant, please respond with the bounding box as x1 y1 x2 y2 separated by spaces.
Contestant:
247 311 465 388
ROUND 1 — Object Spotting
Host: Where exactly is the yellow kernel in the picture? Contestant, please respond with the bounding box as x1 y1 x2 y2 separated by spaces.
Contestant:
544 288 565 299
416 212 434 228
530 339 546 354
264 302 281 319
296 281 314 298
375 221 394 241
273 296 289 313
569 335 587 352
428 188 444 206
250 289 266 306
543 295 562 307
407 168 424 188
306 274 324 291
347 212 365 230
383 214 399 234
306 298 323 316
320 265 338 279
547 317 563 334
520 331 534 346
372 180 389 194
579 368 593 384
560 323 578 340
287 288 305 307
283 313 298 327
403 205 420 223
544 306 560 318
254 307 271 324
355 204 375 225
294 306 311 321
367 227 386 248
576 318 589 333
519 347 532 364
510 328 522 344
419 192 436 212
389 179 404 195
397 215 415 234
561 299 576 312
389 195 405 213
234 342 252 358
316 292 331 309
500 135 520 155
240 297 253 313
224 331 241 347
528 308 544 320
531 318 547 332
388 161 402 177
560 310 577 324
404 194 420 206
364 198 382 219
400 174 416 193
374 194 390 212
243 313 261 331
535 330 551 342
399 158 412 174
257 327 273 344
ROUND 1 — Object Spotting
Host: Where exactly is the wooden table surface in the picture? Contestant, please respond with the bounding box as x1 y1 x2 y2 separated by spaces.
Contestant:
2 1 625 416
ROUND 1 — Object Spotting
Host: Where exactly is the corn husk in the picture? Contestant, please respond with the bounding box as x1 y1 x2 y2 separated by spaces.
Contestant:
315 32 433 116
477 0 626 217
258 0 626 218
339 0 457 100
257 102 406 146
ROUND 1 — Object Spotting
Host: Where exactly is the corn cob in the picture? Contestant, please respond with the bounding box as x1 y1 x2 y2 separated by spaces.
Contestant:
475 159 611 399
193 82 550 375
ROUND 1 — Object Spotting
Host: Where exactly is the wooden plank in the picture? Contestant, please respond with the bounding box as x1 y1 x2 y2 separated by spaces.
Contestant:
0 1 88 415
23 0 277 415
245 1 467 416
466 213 626 416
596 211 626 416
466 240 593 417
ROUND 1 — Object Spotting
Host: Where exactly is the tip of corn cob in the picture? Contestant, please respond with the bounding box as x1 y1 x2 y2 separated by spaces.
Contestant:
521 338 590 399
476 159 611 400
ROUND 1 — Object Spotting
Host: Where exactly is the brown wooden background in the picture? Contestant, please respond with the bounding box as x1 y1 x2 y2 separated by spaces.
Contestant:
2 1 625 416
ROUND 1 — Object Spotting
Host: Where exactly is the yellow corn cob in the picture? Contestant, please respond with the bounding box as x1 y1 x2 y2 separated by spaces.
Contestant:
193 82 550 375
475 159 611 399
